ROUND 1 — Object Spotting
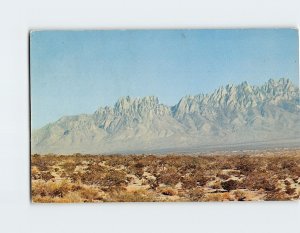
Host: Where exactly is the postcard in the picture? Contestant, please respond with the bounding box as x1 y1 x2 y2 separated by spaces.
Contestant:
30 29 299 202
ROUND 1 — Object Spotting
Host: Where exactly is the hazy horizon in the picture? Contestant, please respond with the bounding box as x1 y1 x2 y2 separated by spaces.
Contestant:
30 29 299 129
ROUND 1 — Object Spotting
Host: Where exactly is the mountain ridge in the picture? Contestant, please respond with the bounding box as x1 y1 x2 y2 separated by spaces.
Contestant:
32 78 300 154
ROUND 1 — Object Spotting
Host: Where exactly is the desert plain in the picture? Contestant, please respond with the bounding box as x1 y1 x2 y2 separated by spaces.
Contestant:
31 149 300 202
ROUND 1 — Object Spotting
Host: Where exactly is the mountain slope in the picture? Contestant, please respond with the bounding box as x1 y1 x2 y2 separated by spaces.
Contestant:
31 78 300 154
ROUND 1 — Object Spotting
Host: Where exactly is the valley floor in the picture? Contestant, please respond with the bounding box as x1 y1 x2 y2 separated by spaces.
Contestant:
31 149 300 202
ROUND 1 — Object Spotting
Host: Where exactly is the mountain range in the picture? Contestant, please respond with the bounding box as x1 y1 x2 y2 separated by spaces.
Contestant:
31 78 300 154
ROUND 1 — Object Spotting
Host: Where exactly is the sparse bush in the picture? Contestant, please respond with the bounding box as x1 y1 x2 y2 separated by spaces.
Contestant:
61 161 77 174
281 160 297 170
40 171 54 181
188 188 205 201
160 187 177 196
285 185 296 195
32 179 72 198
233 190 247 201
221 179 239 191
156 167 181 186
80 187 102 201
31 166 40 180
265 191 289 201
193 172 210 186
236 157 257 175
243 175 278 192
181 175 197 189
103 169 127 187
284 180 291 186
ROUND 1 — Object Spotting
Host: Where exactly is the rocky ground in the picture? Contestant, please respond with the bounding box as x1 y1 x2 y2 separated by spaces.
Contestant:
31 149 300 202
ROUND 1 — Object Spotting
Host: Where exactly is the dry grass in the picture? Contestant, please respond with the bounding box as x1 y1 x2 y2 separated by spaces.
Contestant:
31 149 300 202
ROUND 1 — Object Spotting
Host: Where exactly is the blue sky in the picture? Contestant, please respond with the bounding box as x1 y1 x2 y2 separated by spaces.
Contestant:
30 29 299 129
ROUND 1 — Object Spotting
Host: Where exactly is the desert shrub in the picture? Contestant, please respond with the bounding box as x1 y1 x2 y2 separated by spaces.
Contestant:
258 179 277 192
88 163 106 172
80 164 108 185
31 158 49 171
188 188 205 201
265 191 290 201
60 171 67 178
156 167 181 186
69 172 82 182
235 157 258 175
31 166 40 180
160 187 177 196
71 184 82 192
32 180 72 198
284 180 291 186
148 179 159 190
123 158 147 179
221 179 239 191
285 185 296 195
281 160 297 170
80 187 102 201
193 172 210 186
233 190 247 201
266 162 280 171
279 159 300 177
182 163 197 171
292 177 299 183
40 171 54 181
103 169 127 187
104 156 124 167
275 172 288 180
61 161 77 174
81 168 128 188
205 161 219 171
243 175 278 192
132 167 144 179
81 170 104 186
48 180 72 197
181 175 197 190
134 162 144 169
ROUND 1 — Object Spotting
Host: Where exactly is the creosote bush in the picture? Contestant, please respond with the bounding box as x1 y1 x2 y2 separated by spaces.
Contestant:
221 179 239 191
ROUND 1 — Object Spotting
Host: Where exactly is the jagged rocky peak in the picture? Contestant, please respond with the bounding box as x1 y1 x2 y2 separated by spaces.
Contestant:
103 95 171 119
94 106 113 116
114 96 133 111
143 96 159 106
268 77 291 86
238 81 254 93
114 95 159 110
263 78 296 92
173 78 298 117
174 95 196 114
